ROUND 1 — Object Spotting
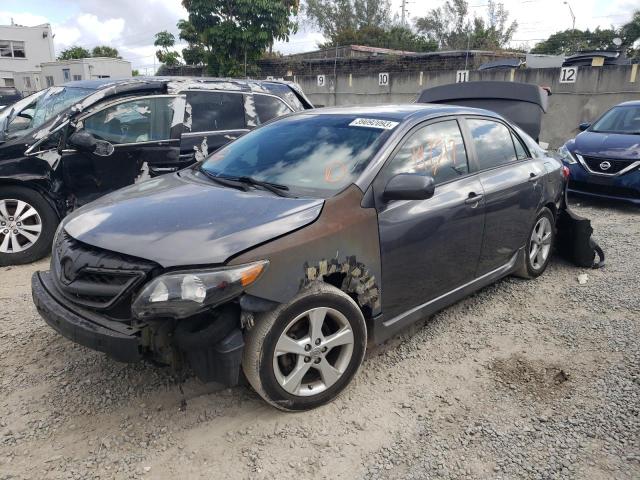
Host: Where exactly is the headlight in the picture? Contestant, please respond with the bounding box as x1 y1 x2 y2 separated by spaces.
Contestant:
557 144 577 164
132 260 268 319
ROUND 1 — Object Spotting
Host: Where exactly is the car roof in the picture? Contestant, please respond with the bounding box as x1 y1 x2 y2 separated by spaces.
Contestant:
61 76 301 92
615 100 640 107
300 104 502 122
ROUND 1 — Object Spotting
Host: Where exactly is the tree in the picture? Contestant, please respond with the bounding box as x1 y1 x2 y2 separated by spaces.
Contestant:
132 69 140 76
177 0 299 76
530 10 640 57
415 0 517 50
319 25 437 52
57 46 91 60
92 46 120 58
305 0 392 44
154 30 181 67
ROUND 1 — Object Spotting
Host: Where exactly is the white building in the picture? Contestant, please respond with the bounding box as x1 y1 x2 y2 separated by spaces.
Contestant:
0 23 55 94
40 57 132 87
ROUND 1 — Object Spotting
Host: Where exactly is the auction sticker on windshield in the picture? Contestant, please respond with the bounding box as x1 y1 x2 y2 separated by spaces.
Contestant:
349 118 399 130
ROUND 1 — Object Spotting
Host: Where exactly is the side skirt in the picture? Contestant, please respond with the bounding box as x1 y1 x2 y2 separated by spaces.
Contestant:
370 249 523 344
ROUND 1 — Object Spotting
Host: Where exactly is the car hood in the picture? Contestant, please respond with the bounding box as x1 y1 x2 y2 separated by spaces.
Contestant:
571 131 640 159
63 170 324 268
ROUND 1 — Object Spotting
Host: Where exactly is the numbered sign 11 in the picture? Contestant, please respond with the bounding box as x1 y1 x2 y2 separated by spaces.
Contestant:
317 75 325 87
379 72 389 86
456 70 469 83
559 67 578 83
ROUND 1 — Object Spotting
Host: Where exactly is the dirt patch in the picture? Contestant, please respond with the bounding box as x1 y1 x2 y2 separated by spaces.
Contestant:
488 354 570 396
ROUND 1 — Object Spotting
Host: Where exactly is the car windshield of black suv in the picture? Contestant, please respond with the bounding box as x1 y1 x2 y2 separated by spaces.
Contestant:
0 86 93 141
591 105 640 134
199 114 394 198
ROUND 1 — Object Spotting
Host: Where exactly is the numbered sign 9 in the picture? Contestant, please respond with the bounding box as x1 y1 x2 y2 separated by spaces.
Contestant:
456 70 469 83
379 72 389 86
559 66 578 83
317 75 325 87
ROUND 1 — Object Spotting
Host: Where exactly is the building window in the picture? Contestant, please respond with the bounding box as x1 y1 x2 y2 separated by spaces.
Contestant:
97 75 110 78
0 40 26 58
0 41 10 57
3 78 14 87
62 69 71 82
24 77 32 89
45 76 54 87
73 74 82 81
11 41 25 58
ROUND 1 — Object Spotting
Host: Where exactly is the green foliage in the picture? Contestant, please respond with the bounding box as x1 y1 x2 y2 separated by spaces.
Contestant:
415 0 517 50
305 0 392 41
92 46 120 58
531 10 640 57
132 69 140 76
320 25 437 52
154 30 181 67
57 46 91 60
177 0 299 76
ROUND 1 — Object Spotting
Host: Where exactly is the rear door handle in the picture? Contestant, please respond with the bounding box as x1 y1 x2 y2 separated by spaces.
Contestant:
465 192 483 205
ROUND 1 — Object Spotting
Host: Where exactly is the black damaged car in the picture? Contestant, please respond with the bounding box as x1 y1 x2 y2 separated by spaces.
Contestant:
0 77 312 265
32 105 564 411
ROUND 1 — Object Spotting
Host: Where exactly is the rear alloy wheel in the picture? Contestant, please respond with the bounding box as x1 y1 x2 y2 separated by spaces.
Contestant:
242 282 367 411
516 207 555 279
0 187 58 266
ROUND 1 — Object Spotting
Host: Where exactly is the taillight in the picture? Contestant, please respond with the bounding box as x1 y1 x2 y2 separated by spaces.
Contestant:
562 166 570 180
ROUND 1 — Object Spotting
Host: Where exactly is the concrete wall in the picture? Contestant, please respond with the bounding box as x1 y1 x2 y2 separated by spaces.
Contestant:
295 65 640 148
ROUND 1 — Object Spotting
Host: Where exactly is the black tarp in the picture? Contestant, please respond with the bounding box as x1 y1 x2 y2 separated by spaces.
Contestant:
416 81 549 141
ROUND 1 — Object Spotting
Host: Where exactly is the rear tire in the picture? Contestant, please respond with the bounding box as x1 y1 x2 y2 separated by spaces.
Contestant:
0 186 58 266
515 207 555 279
242 282 367 411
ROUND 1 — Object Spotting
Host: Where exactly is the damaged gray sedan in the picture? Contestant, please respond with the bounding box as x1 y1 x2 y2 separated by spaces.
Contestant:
32 105 564 411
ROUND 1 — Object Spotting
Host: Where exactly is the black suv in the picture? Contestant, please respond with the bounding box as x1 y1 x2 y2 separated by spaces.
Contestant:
0 77 312 265
0 86 22 110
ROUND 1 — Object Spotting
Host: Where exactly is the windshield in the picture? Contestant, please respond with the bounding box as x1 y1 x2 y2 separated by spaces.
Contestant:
0 86 93 141
200 114 394 198
591 105 640 134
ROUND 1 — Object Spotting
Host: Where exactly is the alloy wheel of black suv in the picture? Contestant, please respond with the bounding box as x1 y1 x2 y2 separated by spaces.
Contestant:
0 186 57 266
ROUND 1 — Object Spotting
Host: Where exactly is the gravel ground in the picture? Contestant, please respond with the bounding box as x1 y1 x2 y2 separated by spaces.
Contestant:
0 196 638 480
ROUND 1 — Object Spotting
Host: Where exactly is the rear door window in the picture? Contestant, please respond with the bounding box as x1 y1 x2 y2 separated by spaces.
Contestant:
186 91 246 132
467 119 518 170
383 120 469 185
254 94 291 124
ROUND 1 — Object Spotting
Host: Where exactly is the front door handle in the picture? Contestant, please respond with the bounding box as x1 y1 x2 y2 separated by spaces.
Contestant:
528 172 541 182
465 192 483 205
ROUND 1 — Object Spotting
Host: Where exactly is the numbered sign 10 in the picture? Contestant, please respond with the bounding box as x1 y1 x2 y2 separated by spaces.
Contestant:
456 70 469 83
559 67 578 83
379 72 389 86
317 75 325 87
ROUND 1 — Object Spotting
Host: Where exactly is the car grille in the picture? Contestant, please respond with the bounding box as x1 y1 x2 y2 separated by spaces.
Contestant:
51 231 159 313
582 156 636 175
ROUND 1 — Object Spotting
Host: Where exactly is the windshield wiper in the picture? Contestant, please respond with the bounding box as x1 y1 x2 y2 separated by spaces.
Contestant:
197 166 249 191
234 176 292 197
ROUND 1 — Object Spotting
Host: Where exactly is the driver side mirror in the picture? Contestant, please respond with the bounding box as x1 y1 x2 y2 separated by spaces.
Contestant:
383 173 435 201
578 122 591 131
68 130 98 152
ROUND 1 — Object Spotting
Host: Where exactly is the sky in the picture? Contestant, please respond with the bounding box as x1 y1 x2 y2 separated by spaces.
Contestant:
0 0 637 73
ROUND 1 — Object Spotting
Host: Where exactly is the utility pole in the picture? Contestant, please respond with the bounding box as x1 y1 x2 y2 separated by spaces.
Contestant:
401 0 407 26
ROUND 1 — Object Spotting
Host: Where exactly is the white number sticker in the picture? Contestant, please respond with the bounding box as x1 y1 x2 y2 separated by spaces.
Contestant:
317 75 325 87
456 70 469 83
349 118 399 130
560 66 578 83
379 72 389 86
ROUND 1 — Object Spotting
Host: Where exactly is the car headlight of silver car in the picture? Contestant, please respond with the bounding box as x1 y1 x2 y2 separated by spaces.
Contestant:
557 144 577 164
132 260 268 320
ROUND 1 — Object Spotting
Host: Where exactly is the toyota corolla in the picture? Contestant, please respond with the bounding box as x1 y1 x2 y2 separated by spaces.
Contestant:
32 105 564 411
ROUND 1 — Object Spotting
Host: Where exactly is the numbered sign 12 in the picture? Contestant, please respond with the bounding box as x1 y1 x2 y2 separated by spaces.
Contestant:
559 67 577 83
379 72 389 86
456 70 469 83
317 75 325 87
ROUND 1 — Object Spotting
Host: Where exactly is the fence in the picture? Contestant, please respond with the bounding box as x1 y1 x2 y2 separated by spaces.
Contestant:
294 65 640 148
